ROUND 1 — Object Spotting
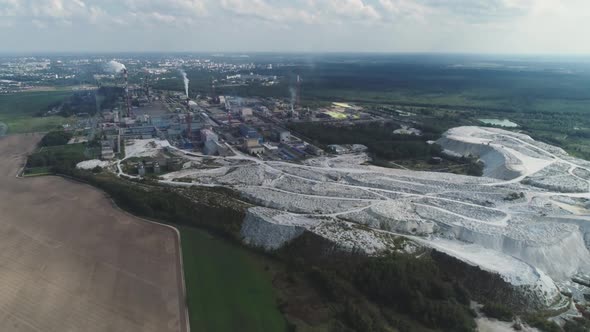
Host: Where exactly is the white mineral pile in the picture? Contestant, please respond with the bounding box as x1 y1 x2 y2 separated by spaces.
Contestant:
76 159 110 170
124 139 171 158
437 126 556 181
241 207 312 250
157 126 590 309
427 239 561 308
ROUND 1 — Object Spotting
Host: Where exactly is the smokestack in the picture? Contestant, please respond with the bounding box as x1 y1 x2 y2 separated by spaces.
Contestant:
211 77 219 104
123 68 131 117
289 87 296 112
106 61 131 117
186 111 192 141
296 75 302 107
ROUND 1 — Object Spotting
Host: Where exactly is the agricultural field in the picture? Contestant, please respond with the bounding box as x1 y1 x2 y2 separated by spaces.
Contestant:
0 91 74 134
180 227 287 332
0 134 187 332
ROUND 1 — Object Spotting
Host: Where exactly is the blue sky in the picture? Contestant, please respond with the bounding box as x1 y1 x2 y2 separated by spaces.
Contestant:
0 0 588 54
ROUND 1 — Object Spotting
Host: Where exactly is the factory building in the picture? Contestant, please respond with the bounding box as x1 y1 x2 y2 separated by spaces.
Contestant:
327 144 348 154
201 128 221 155
101 140 115 160
239 124 259 139
351 144 368 153
244 137 260 148
137 114 151 124
239 108 254 121
188 100 199 111
200 128 218 143
180 120 203 139
204 140 218 155
273 129 291 143
246 145 264 155
243 137 264 155
121 126 157 139
306 144 325 156
137 163 146 176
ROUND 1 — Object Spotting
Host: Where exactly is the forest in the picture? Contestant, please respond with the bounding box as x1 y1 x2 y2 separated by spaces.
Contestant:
38 86 124 117
154 54 590 114
289 121 483 176
291 121 442 159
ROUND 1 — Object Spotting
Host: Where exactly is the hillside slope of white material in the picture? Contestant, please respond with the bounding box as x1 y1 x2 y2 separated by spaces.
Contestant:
427 239 561 308
437 126 555 180
150 126 590 309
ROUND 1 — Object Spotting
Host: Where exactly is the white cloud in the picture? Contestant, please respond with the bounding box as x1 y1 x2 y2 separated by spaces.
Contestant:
325 0 381 20
378 0 433 21
122 0 208 17
31 19 47 28
0 0 589 53
219 0 317 24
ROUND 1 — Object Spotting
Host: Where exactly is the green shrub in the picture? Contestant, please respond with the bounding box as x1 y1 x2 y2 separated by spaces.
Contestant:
523 314 561 332
39 130 73 147
481 302 514 322
353 254 476 332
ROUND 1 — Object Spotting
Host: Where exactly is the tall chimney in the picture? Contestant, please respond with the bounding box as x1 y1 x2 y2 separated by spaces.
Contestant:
186 98 192 140
296 75 301 107
123 68 131 117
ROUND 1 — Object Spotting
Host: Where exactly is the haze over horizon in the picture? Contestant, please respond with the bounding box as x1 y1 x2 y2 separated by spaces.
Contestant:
1 0 589 55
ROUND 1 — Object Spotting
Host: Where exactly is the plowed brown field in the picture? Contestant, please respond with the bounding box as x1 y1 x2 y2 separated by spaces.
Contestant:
0 134 187 332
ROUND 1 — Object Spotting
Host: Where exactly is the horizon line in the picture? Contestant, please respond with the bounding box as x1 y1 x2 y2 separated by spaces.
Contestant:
1 50 590 58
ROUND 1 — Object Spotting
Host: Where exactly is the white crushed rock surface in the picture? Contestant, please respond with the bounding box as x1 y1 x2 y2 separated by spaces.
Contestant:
573 167 590 180
302 153 370 168
240 186 372 215
125 138 171 159
144 126 590 309
311 220 392 254
524 174 589 193
438 126 557 181
427 239 561 308
476 318 540 332
76 159 110 170
273 175 381 199
241 208 312 250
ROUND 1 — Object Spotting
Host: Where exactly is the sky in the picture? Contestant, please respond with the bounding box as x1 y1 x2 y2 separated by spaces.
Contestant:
0 0 589 54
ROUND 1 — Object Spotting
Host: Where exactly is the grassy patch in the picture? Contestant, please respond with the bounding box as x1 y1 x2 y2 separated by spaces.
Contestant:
23 166 52 177
0 91 73 117
180 227 287 332
5 116 74 134
0 91 73 134
38 143 87 154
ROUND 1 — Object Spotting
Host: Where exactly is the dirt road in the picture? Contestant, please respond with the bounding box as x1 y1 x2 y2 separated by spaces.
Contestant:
0 134 188 332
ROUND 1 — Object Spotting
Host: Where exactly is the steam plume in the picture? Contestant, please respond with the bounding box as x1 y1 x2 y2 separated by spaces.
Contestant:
106 60 126 73
180 69 189 98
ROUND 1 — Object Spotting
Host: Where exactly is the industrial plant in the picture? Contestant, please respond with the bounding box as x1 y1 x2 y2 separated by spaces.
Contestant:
73 60 388 178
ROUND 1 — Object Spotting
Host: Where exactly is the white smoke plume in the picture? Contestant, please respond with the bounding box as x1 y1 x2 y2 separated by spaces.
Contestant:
180 69 190 98
106 60 126 73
